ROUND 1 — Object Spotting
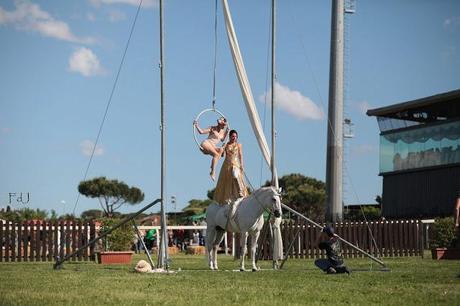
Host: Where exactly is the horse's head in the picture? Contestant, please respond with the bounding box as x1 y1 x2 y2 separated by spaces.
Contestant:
258 186 282 218
272 188 282 218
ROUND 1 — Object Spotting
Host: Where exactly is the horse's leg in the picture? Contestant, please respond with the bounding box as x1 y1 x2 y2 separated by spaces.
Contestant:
239 232 248 271
211 245 218 270
206 228 216 270
250 231 261 272
213 229 225 271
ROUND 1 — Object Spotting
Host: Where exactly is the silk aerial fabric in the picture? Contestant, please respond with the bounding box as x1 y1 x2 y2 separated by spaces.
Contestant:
222 0 282 258
222 0 278 182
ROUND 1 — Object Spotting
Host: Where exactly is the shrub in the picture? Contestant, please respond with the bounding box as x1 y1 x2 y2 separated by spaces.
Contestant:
344 206 381 221
99 218 135 251
430 217 457 248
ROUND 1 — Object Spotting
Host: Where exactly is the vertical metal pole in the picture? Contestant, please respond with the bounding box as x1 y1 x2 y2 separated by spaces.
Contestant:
270 0 280 269
270 0 277 189
326 0 344 223
132 221 155 269
158 0 169 269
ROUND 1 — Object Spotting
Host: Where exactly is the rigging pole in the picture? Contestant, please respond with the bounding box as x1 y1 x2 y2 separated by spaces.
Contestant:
326 0 344 223
270 0 283 270
157 0 169 269
271 0 278 190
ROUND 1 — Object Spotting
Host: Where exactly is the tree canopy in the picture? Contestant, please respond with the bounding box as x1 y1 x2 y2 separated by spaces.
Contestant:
265 173 326 222
182 199 213 216
80 209 105 220
181 188 217 217
0 207 49 222
78 177 144 217
183 173 326 222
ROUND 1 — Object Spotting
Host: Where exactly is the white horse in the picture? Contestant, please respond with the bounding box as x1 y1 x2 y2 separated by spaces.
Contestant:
206 186 282 271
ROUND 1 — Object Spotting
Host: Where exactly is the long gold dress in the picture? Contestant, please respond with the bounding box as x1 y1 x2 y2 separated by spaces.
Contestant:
213 142 248 204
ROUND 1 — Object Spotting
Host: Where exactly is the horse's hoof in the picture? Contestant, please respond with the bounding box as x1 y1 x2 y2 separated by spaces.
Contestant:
240 268 246 272
252 268 258 272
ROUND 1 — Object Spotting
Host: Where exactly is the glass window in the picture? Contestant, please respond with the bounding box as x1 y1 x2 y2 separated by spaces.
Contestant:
379 121 460 173
377 117 420 133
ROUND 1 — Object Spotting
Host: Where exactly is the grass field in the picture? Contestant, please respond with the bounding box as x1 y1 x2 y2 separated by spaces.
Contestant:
1 253 459 305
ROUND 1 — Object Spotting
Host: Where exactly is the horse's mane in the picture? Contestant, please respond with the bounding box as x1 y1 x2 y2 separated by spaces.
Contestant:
249 186 275 197
241 186 277 207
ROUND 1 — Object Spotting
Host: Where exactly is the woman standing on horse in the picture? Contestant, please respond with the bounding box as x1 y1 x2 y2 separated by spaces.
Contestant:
213 129 248 204
194 117 229 181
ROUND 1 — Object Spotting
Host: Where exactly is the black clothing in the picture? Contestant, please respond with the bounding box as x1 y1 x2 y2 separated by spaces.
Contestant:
316 237 350 274
314 259 350 274
318 238 344 267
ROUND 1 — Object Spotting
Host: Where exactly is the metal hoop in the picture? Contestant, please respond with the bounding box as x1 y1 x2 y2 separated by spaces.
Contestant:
193 108 229 150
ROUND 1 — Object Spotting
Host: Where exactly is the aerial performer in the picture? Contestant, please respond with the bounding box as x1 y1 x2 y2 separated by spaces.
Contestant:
194 117 229 181
213 129 248 205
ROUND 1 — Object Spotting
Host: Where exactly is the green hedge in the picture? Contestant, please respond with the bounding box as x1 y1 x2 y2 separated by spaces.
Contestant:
430 217 457 248
99 218 135 251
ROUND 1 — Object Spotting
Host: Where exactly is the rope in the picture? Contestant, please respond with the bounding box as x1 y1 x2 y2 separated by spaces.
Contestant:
287 8 382 258
211 0 218 110
72 0 144 215
243 171 273 216
346 165 382 258
259 3 273 187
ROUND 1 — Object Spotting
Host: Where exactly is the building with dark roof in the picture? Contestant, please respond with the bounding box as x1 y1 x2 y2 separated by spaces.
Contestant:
367 89 460 218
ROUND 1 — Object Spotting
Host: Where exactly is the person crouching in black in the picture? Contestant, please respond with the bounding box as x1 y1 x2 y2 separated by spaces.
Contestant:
314 226 350 274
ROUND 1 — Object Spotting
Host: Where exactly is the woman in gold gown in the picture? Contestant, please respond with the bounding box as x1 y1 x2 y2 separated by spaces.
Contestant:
213 130 248 204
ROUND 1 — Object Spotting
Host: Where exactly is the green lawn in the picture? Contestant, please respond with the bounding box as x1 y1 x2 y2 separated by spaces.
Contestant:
0 254 459 305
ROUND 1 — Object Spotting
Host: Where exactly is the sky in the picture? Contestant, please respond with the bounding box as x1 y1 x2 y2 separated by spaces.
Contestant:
1 0 459 217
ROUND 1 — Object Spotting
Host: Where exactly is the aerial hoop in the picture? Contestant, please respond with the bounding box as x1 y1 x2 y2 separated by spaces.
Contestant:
193 108 229 150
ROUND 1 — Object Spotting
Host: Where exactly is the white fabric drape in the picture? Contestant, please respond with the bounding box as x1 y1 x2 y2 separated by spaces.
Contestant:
222 0 277 181
223 0 283 260
271 216 283 261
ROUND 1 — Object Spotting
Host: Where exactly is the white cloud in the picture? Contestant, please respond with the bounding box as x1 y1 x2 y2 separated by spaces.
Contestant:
441 46 457 61
259 82 324 120
108 9 126 22
69 47 104 77
351 144 377 156
86 12 96 22
443 16 460 29
89 0 158 8
80 140 104 156
0 0 94 44
356 101 372 115
1 127 12 135
0 127 10 144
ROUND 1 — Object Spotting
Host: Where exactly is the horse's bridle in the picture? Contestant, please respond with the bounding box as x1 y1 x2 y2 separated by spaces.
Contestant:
252 188 282 218
242 172 282 218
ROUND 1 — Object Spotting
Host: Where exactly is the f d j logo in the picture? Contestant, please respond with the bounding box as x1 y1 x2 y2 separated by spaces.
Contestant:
9 192 30 205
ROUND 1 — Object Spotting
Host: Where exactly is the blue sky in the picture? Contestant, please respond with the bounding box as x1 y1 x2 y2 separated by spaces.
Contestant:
1 0 459 216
